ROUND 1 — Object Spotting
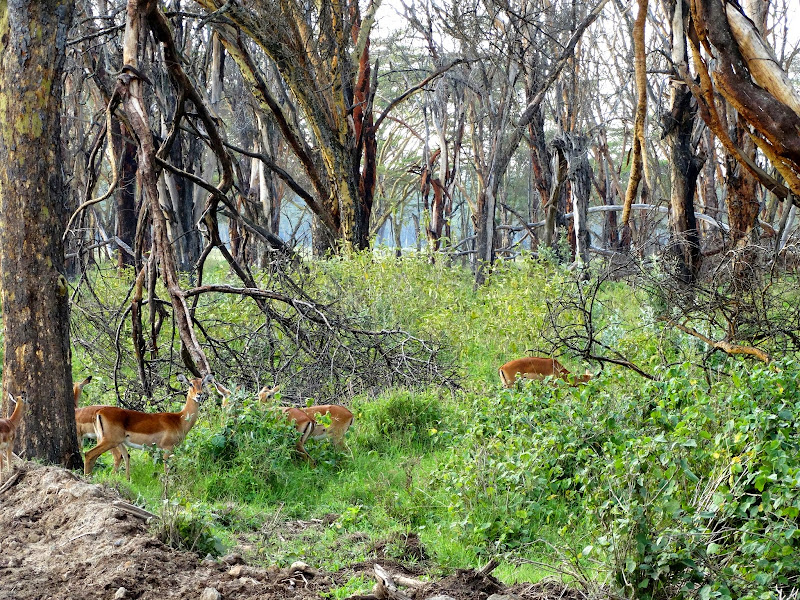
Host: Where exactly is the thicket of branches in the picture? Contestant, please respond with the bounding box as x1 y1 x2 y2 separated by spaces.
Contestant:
71 255 458 410
539 236 800 380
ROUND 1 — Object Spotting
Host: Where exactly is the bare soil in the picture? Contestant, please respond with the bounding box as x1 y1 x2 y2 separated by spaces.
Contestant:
0 463 582 600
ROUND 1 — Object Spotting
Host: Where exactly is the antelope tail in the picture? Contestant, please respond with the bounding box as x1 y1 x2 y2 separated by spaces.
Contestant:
96 413 106 440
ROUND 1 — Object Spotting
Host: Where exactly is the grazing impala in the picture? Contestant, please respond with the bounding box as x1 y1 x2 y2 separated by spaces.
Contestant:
83 374 214 477
258 385 354 464
211 380 236 407
0 392 26 478
73 376 93 407
499 357 593 388
73 376 131 479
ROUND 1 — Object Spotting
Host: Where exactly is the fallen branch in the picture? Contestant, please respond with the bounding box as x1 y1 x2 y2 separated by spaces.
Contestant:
373 564 413 600
478 559 499 576
111 500 157 521
667 320 771 363
392 575 426 590
67 530 103 543
0 469 22 495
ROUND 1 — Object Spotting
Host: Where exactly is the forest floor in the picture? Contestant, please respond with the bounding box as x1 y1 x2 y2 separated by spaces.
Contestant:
0 463 582 600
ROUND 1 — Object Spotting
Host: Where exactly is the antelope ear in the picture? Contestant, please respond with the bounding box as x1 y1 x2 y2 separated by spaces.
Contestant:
8 392 15 404
176 374 189 386
202 373 216 385
214 382 232 398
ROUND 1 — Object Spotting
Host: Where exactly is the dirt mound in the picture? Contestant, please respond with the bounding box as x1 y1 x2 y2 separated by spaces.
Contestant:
0 463 583 600
0 464 323 600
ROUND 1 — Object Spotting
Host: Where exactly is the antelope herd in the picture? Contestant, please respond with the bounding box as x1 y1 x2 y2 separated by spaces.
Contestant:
0 354 588 480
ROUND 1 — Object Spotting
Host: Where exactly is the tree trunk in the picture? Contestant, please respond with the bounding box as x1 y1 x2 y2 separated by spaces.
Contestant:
112 119 138 269
169 136 202 271
544 147 568 250
474 183 498 285
665 0 703 283
621 0 648 230
120 0 211 376
725 120 760 243
528 104 551 250
392 213 403 258
568 137 592 266
0 0 81 469
700 128 719 235
421 148 446 253
665 85 703 283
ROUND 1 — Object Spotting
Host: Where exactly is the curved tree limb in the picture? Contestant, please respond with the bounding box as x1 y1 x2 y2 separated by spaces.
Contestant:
63 89 123 239
667 319 771 363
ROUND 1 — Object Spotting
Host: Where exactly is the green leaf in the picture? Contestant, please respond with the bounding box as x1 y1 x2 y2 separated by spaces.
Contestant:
625 557 637 573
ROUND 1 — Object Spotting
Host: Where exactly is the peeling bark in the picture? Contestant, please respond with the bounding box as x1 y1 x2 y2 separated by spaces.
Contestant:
664 0 704 283
687 0 800 198
621 0 648 228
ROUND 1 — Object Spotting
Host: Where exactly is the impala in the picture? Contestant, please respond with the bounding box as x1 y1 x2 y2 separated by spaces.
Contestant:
83 374 214 477
73 376 131 479
211 380 236 407
257 385 354 464
73 376 93 407
0 392 26 478
498 357 593 388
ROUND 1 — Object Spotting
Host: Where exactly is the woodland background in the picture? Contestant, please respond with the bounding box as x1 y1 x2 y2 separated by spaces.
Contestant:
1 0 800 598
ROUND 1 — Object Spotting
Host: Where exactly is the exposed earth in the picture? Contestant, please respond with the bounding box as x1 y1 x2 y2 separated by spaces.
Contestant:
0 463 583 600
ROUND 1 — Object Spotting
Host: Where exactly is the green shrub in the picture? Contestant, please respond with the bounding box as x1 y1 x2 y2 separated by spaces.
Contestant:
351 388 453 451
156 496 226 557
588 359 800 599
432 378 623 555
172 394 301 500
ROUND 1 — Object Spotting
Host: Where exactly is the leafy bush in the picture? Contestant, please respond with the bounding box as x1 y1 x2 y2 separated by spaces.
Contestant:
156 496 226 557
587 360 800 599
351 388 453 451
432 378 624 555
172 394 301 500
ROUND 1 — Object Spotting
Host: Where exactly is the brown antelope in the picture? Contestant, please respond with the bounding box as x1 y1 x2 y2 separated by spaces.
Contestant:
83 374 214 477
498 357 593 388
73 376 92 407
257 385 354 464
0 392 26 478
73 376 131 479
211 380 236 407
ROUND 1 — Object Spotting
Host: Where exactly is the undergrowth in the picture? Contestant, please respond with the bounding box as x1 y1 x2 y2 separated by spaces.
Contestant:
68 254 800 598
